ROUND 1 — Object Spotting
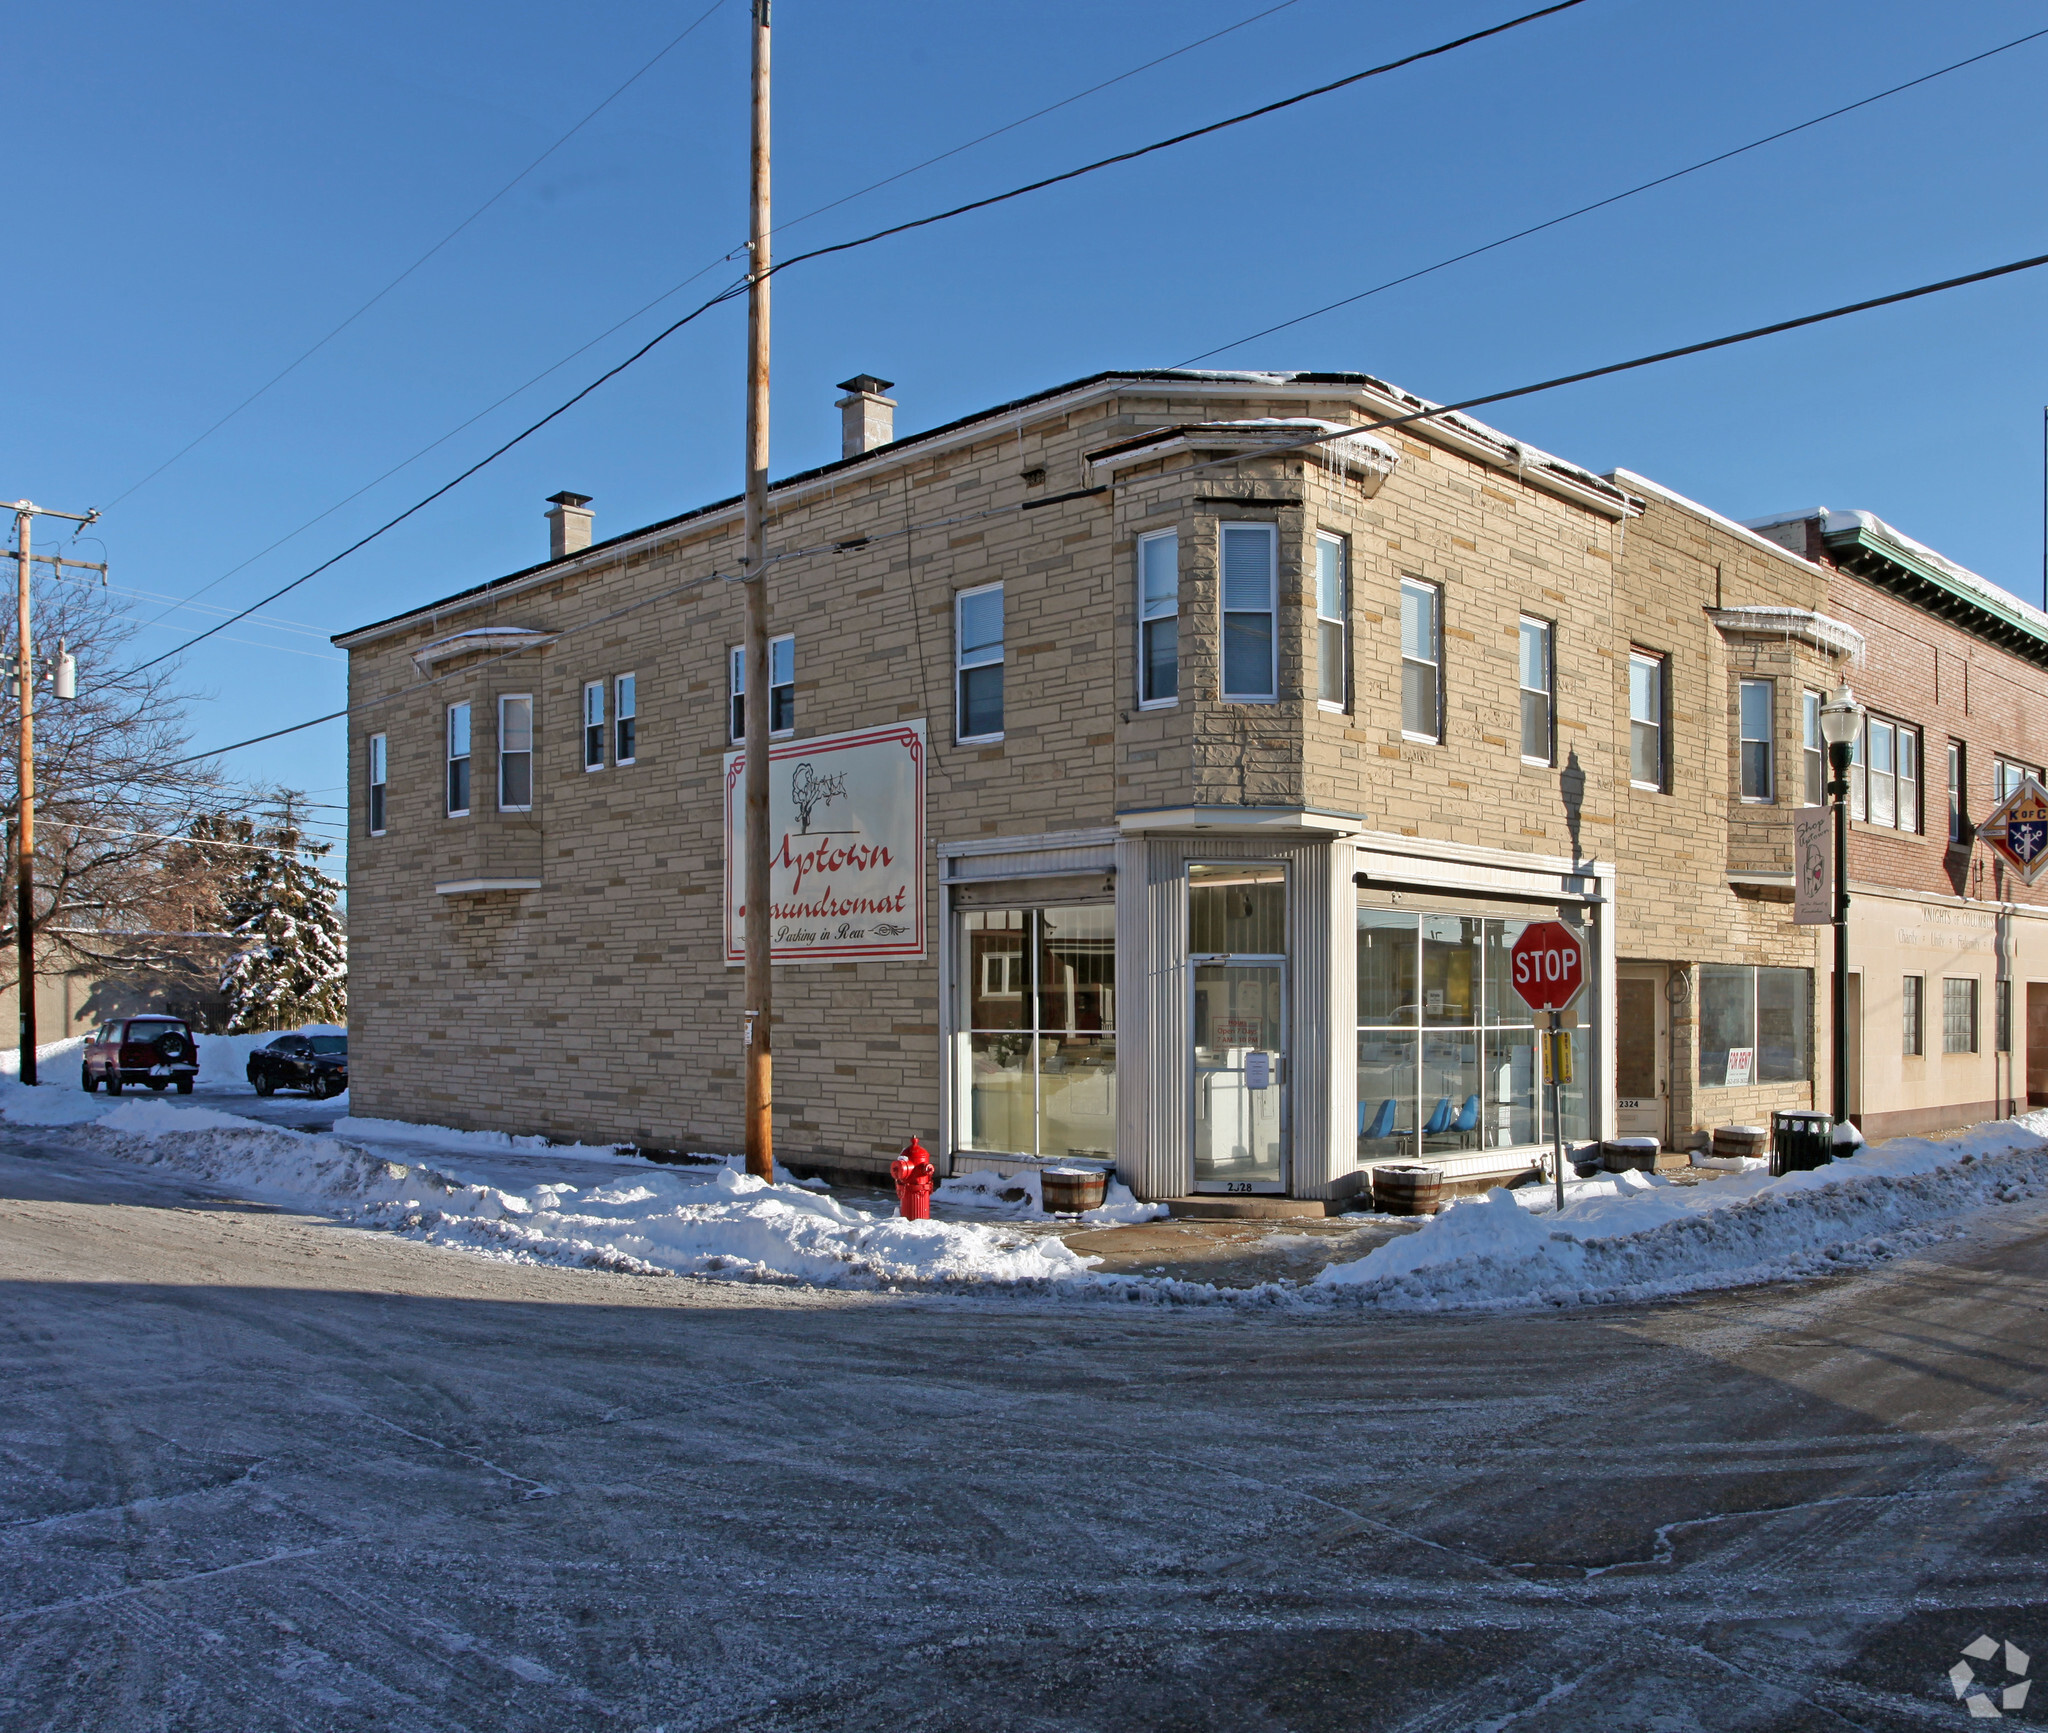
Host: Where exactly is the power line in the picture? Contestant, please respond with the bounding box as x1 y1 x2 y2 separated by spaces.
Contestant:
121 0 1312 644
1176 21 2048 365
126 0 1589 677
173 240 2048 767
106 0 731 510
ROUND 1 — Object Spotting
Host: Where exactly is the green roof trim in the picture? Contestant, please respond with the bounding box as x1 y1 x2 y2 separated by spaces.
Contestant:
1821 518 2048 670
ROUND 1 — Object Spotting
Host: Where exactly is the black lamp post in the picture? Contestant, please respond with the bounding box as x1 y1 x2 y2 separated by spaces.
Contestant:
1818 684 1865 1124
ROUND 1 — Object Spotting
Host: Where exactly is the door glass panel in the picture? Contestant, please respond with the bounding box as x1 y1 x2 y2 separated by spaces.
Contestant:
1193 962 1284 1189
1615 978 1658 1098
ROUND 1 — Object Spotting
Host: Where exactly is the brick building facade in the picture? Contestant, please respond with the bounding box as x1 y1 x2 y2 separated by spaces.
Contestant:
334 368 2048 1202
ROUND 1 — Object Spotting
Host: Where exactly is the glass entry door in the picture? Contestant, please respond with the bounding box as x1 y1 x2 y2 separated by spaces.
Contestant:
1193 960 1286 1192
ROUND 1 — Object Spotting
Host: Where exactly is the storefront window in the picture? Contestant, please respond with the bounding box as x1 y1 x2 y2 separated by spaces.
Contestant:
1698 965 1810 1085
1357 906 1587 1161
958 906 1116 1159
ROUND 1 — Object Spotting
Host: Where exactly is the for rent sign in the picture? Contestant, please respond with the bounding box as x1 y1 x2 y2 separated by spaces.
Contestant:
723 721 927 964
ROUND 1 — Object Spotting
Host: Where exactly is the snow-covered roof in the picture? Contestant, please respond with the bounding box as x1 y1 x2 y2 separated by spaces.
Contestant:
409 625 557 673
1706 606 1866 664
1084 418 1401 483
1744 507 2048 644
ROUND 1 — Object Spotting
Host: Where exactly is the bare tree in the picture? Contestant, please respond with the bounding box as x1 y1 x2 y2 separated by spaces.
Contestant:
0 579 243 1019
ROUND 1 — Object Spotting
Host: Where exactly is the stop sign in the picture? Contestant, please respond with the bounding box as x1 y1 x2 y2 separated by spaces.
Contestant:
1509 921 1586 1012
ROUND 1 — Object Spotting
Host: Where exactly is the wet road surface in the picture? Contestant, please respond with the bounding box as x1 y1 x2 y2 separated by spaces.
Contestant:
3 1127 2045 1731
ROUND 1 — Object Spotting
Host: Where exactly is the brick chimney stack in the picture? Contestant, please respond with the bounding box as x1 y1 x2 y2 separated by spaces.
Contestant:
546 491 593 560
835 376 896 459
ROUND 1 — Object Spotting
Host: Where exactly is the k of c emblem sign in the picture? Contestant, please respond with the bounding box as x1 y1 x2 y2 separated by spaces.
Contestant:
1983 776 2048 885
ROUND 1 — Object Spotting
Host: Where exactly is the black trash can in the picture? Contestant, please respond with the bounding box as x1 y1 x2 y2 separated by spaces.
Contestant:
1771 1109 1834 1176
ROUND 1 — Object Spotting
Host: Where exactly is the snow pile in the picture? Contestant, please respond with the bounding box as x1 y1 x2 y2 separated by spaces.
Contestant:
332 1114 638 1162
8 1091 1096 1290
1316 1118 2048 1311
936 1165 1166 1225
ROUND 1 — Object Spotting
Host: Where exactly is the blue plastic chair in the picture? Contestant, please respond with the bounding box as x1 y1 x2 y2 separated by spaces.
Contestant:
1422 1096 1452 1136
1359 1097 1397 1141
1454 1094 1480 1145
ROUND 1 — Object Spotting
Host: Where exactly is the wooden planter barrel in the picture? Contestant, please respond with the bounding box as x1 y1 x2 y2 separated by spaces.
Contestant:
1711 1124 1769 1161
1040 1168 1108 1214
1602 1136 1661 1173
1372 1164 1443 1216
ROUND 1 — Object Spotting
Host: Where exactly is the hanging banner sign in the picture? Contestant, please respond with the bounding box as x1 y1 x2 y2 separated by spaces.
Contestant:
1982 775 2048 885
723 721 927 964
1793 807 1833 925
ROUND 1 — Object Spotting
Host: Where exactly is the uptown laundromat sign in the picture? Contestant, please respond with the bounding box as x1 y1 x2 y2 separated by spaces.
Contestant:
723 721 927 964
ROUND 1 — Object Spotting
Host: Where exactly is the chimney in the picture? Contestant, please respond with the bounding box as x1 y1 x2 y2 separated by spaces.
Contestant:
835 375 896 459
546 491 593 560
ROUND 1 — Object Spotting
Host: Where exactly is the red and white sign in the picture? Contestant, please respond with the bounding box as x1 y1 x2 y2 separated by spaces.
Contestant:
724 721 926 964
1509 921 1586 1012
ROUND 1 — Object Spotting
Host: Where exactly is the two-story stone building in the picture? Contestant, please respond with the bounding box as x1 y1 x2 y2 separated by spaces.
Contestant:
333 367 2048 1205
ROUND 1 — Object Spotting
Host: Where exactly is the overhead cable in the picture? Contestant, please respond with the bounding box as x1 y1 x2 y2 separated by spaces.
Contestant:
126 0 1591 676
1176 20 2048 364
107 0 731 509
173 240 2048 766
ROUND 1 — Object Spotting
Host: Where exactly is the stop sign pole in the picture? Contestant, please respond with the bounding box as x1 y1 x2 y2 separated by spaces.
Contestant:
1510 922 1589 1211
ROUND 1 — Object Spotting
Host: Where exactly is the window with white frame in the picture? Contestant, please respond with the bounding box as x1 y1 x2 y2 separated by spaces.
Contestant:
615 673 637 764
1902 974 1923 1056
367 733 387 835
1803 690 1824 805
1943 976 1978 1054
1995 756 2041 804
956 584 1004 741
446 703 471 817
1137 530 1178 706
1220 522 1277 702
730 636 795 742
1400 578 1441 741
1948 739 1966 844
1316 532 1347 709
1739 678 1774 802
1518 617 1552 765
1629 651 1665 790
1858 714 1919 831
498 695 533 811
583 681 606 770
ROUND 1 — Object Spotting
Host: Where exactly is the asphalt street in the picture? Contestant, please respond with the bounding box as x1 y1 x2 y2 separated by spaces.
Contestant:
2 1125 2045 1732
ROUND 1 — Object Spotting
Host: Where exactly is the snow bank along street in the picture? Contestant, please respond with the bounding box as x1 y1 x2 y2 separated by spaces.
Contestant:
5 1039 2047 1304
4 1121 2048 1732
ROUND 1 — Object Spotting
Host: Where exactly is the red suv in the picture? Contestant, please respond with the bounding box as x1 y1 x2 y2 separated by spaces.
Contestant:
81 1017 200 1094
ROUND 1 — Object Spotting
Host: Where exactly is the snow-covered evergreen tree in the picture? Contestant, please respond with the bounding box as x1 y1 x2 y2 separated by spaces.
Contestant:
219 794 347 1032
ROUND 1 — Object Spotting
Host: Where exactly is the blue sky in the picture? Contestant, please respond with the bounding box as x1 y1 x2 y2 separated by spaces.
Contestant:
10 0 2048 861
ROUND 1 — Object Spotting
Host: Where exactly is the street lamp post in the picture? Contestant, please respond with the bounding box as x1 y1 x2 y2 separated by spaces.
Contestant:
1818 684 1865 1126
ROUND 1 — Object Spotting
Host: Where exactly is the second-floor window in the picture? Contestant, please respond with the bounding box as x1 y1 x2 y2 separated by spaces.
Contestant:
616 673 637 765
1739 678 1774 802
367 733 387 835
1857 715 1919 831
1802 690 1824 805
956 584 1004 741
1629 651 1666 791
1948 740 1966 844
583 681 606 770
1518 617 1552 765
1137 530 1178 706
1995 756 2042 804
1220 522 1276 702
1316 533 1347 709
1400 578 1441 741
731 636 795 742
446 703 471 817
498 695 533 811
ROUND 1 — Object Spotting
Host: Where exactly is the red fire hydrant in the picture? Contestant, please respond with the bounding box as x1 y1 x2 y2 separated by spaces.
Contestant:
892 1136 936 1221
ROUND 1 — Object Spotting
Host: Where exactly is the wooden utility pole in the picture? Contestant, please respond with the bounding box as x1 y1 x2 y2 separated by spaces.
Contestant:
5 498 98 1085
740 0 774 1179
